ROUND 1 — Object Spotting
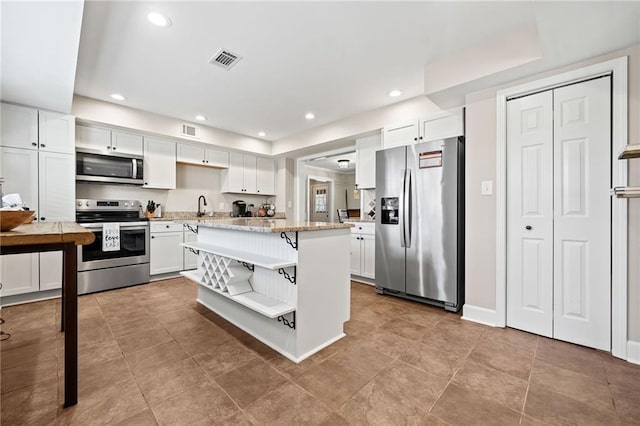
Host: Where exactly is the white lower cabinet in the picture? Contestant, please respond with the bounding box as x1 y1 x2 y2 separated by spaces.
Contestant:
347 222 375 279
39 252 63 290
150 231 184 275
0 254 39 297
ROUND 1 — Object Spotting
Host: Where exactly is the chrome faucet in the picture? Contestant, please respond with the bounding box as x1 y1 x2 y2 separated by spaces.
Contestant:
197 195 208 217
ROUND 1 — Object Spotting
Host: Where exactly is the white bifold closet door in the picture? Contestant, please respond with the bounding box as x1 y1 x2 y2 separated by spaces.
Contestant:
507 76 611 351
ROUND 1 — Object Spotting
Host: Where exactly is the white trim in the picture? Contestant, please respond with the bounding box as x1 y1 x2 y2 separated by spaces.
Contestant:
495 56 628 359
462 304 498 327
627 341 640 366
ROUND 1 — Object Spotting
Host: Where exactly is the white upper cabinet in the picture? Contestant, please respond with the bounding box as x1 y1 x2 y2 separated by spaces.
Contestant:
38 111 75 154
38 151 75 222
355 134 381 189
222 153 274 195
1 103 38 150
76 125 111 152
111 131 143 156
1 104 75 154
256 157 275 195
144 137 176 189
382 109 464 149
1 147 39 212
177 143 229 168
382 120 419 149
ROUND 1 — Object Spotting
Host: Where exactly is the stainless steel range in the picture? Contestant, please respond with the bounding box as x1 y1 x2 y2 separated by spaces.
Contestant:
76 199 150 295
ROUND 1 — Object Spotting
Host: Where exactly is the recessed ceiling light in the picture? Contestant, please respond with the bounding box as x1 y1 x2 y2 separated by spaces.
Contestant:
389 89 403 97
305 112 315 120
195 115 207 121
258 131 266 137
147 11 171 27
110 93 126 101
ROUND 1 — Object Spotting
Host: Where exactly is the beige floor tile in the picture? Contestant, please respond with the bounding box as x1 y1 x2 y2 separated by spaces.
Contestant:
151 307 206 325
524 383 619 425
0 377 58 426
78 356 132 396
339 381 427 425
318 412 350 426
268 352 325 379
77 338 123 369
294 359 369 409
400 305 446 328
530 360 615 412
358 328 416 359
421 318 485 356
0 324 58 353
246 381 332 425
535 337 607 382
399 341 465 380
112 408 158 425
1 340 57 371
344 318 377 339
1 357 57 394
604 358 640 393
372 360 449 409
430 384 521 426
383 318 430 340
174 325 232 356
371 300 409 318
108 316 165 338
115 327 173 356
150 382 239 426
468 339 534 380
482 326 538 352
610 383 640 425
215 358 287 408
136 357 210 406
451 359 528 411
193 339 257 378
420 414 452 425
126 340 190 377
329 342 393 381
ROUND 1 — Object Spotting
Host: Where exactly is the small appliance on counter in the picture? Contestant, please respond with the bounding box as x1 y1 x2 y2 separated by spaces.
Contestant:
255 200 276 217
232 200 247 217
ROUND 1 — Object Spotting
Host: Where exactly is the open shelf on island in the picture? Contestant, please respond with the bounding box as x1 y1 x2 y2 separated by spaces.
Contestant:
181 242 296 270
618 144 640 160
180 271 295 318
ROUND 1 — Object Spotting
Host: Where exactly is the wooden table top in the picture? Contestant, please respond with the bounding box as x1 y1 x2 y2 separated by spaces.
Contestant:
0 222 95 247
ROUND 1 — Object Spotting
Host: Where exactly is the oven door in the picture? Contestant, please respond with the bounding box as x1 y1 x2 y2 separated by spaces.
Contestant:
76 149 144 185
78 223 149 271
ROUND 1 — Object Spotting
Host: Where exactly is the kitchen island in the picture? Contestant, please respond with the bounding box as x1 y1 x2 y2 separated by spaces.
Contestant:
179 218 352 363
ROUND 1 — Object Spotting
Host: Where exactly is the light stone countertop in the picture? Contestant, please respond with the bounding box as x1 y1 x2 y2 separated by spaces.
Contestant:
148 211 287 222
179 218 354 233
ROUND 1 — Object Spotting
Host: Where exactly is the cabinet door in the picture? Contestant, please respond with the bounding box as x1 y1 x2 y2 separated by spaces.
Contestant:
75 125 111 152
38 152 75 222
205 148 229 168
356 134 381 189
360 234 376 279
39 251 63 290
420 109 464 142
256 157 275 195
183 230 198 270
144 137 176 189
223 152 245 193
1 103 38 150
1 147 39 213
350 234 362 276
243 154 257 194
112 131 143 156
382 120 419 149
177 143 205 165
150 232 184 274
38 111 75 154
0 254 39 297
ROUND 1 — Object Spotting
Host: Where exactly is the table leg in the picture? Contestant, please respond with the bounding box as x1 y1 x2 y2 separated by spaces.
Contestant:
62 242 78 407
60 267 65 332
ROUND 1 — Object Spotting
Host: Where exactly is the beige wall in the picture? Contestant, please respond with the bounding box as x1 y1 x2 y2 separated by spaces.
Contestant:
464 44 640 341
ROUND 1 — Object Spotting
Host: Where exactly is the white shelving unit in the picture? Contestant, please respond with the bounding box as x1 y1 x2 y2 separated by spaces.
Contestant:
181 241 296 270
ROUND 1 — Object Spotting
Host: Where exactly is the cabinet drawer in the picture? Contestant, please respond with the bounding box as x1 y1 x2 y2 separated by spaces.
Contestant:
150 221 184 233
347 222 375 235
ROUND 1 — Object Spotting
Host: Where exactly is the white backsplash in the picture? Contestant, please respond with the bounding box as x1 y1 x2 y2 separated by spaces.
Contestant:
76 164 272 214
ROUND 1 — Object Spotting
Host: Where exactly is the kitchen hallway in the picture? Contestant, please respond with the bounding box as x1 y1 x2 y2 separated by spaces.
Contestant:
1 279 638 425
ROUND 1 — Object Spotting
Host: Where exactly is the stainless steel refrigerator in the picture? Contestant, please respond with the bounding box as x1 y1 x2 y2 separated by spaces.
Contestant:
375 137 464 312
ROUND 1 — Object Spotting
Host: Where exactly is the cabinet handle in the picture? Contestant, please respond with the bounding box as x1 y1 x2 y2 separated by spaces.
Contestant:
413 137 417 141
206 160 209 163
151 236 155 239
202 160 205 163
166 225 170 228
31 142 37 146
112 146 117 150
525 225 532 230
257 190 260 193
40 217 45 221
40 144 45 148
144 182 148 185
419 136 423 140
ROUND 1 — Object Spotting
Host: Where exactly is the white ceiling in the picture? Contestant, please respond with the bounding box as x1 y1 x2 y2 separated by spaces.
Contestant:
9 1 635 143
306 151 356 173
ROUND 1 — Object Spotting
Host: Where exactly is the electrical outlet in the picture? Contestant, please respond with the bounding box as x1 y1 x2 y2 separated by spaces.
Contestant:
287 201 293 209
218 202 225 210
481 181 493 196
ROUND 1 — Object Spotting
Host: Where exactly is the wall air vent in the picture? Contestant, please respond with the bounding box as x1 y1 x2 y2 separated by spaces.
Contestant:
181 123 199 138
209 49 243 70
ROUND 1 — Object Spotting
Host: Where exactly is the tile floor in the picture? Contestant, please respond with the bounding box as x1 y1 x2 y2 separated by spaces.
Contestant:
1 278 639 425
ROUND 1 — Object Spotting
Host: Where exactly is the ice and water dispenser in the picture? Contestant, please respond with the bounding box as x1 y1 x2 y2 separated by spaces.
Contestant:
380 197 399 224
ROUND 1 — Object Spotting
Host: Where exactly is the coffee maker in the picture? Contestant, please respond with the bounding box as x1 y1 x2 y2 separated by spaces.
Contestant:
232 200 247 217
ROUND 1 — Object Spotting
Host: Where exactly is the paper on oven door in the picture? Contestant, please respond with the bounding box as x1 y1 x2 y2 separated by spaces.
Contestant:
102 223 120 251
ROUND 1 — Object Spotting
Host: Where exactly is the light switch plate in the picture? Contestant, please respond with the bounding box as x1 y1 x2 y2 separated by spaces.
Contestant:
219 202 225 210
481 180 493 195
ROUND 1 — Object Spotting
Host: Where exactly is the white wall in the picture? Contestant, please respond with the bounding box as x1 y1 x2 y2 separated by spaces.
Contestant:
464 44 640 341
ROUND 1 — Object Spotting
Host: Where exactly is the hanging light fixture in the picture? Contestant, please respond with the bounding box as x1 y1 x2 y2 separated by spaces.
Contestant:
337 159 350 169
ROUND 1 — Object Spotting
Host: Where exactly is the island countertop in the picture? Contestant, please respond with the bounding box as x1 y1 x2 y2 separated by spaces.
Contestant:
179 218 354 233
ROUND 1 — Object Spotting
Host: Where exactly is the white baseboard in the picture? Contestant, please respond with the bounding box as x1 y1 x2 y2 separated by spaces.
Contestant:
627 341 640 365
462 304 498 327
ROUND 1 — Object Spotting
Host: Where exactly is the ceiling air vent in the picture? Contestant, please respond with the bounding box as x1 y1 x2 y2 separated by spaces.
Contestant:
209 49 243 70
181 123 199 138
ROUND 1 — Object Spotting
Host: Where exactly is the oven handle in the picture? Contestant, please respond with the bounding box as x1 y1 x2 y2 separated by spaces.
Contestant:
81 222 149 229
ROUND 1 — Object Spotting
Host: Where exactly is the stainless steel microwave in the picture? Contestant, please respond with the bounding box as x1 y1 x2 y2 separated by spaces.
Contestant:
76 149 144 185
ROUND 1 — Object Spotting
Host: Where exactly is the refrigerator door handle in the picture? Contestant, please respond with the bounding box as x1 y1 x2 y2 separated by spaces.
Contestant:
404 168 412 248
400 168 407 248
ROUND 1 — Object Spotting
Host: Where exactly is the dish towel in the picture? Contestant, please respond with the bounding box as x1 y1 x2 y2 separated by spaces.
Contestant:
103 223 120 251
